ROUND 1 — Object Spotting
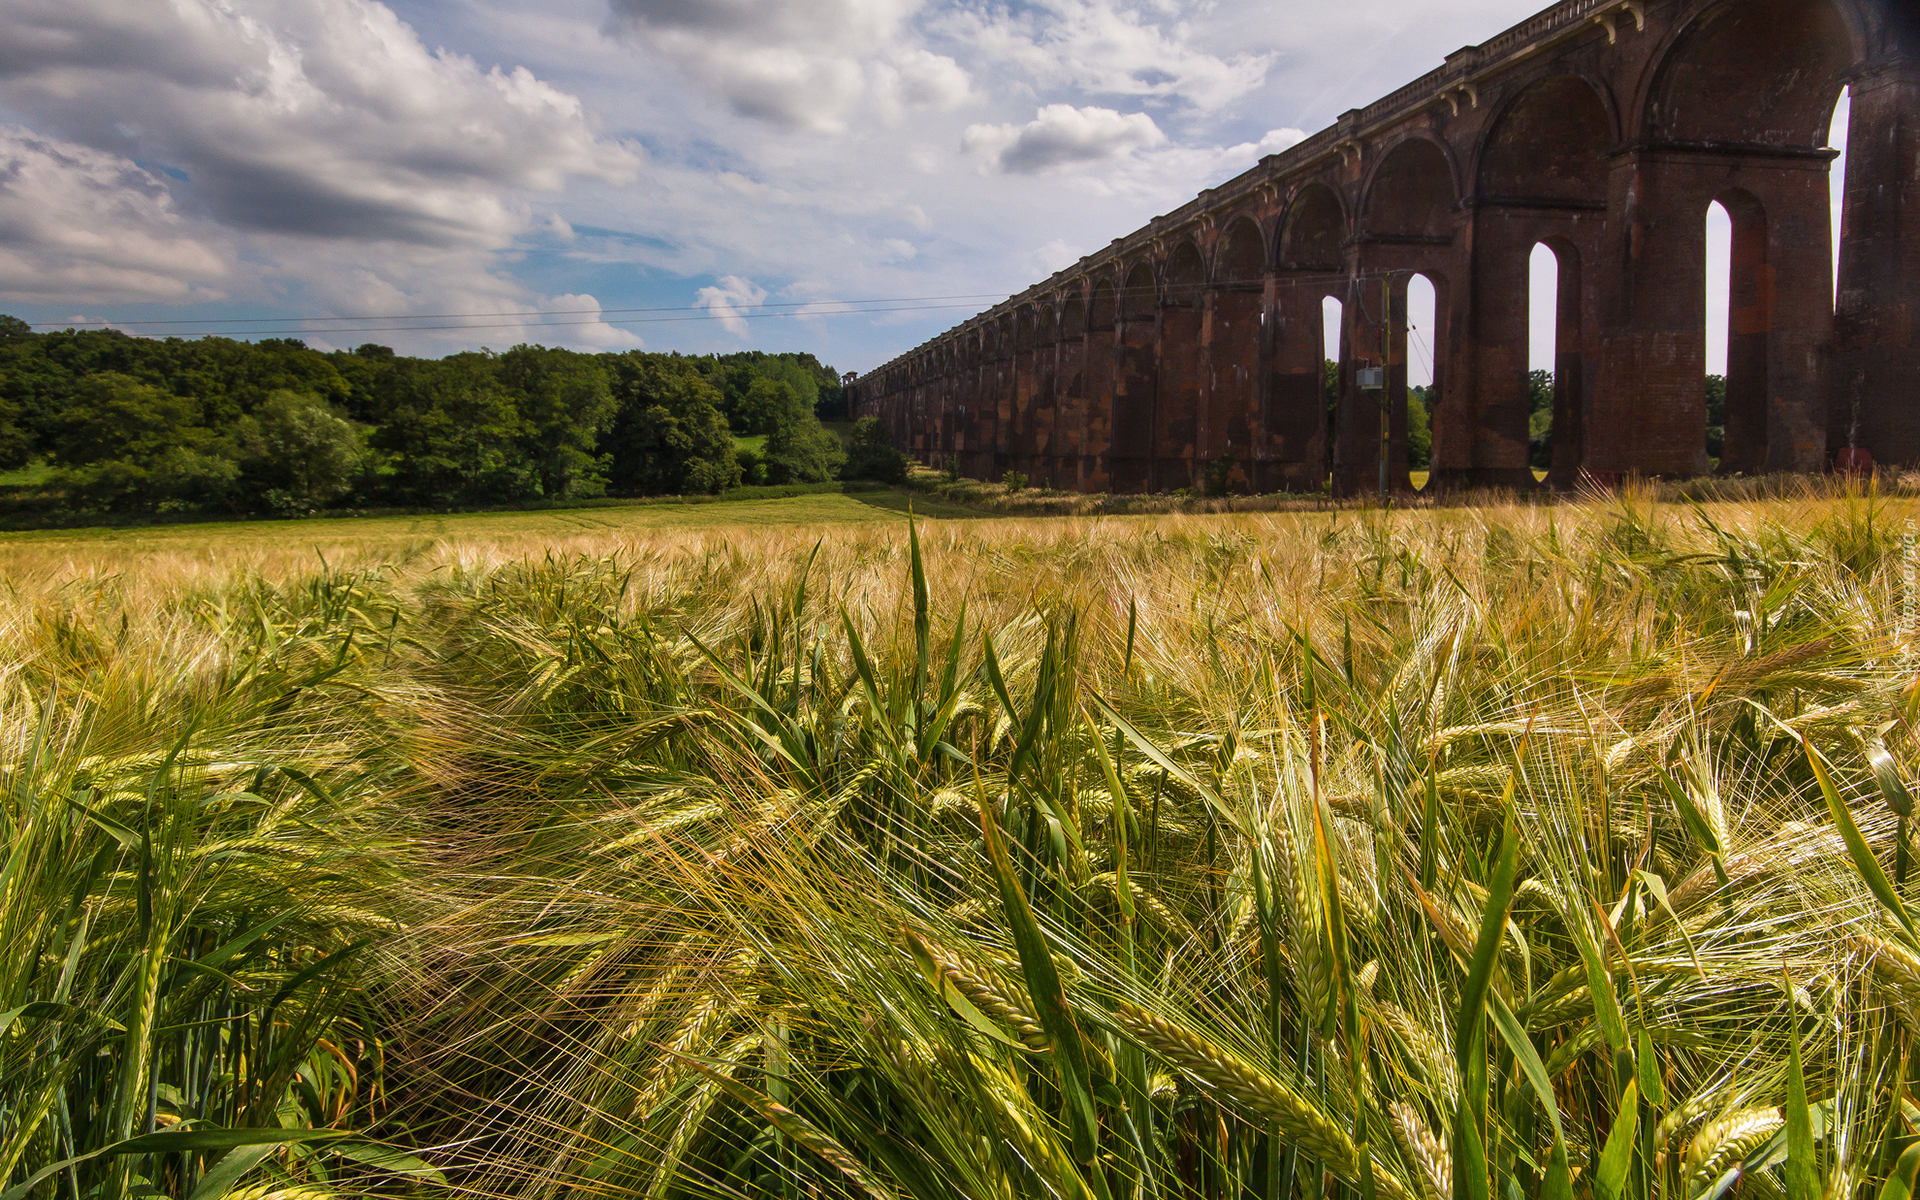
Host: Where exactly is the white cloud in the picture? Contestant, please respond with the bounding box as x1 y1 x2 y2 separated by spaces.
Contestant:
0 0 637 250
1236 127 1309 158
1028 237 1080 276
944 0 1272 113
871 48 974 122
541 292 645 348
965 104 1166 173
0 0 643 348
608 0 968 132
0 127 229 303
694 274 769 336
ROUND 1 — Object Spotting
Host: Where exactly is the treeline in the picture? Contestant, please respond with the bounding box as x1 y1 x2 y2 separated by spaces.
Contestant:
0 316 909 515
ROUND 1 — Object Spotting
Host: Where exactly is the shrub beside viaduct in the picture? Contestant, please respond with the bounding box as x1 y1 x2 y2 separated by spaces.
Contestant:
848 0 1918 493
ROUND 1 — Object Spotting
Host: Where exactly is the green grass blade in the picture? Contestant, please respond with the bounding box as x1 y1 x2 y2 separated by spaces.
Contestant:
909 518 930 708
1453 812 1518 1200
1876 1142 1920 1200
974 783 1103 1177
1806 739 1918 948
1456 813 1518 1077
1784 1000 1817 1200
1489 992 1565 1148
1658 766 1727 884
1595 1080 1639 1200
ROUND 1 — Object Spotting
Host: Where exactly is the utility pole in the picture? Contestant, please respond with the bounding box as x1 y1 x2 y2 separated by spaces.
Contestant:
1355 272 1391 500
1378 273 1390 501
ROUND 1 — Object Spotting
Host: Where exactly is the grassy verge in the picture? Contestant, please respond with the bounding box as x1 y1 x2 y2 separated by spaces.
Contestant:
0 479 923 535
905 463 1920 515
4 493 1918 1197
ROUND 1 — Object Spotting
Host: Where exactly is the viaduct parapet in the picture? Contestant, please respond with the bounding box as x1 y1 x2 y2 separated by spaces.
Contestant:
848 0 1919 493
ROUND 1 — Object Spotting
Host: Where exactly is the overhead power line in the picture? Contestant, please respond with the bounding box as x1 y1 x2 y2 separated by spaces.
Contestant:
22 270 1405 337
29 302 997 340
28 270 1411 343
27 292 1020 330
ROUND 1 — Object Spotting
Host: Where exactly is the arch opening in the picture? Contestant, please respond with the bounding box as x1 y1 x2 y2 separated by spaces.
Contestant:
1829 87 1849 309
1704 192 1770 474
1529 243 1559 480
1407 273 1436 487
1322 294 1344 485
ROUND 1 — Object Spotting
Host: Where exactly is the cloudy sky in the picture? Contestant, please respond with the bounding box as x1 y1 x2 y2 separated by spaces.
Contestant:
0 0 1844 375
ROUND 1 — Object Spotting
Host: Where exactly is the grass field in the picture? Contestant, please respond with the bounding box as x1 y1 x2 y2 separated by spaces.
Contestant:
0 486 992 584
5 487 1920 1199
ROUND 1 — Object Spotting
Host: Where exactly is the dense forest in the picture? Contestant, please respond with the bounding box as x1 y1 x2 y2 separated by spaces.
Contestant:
0 315 910 515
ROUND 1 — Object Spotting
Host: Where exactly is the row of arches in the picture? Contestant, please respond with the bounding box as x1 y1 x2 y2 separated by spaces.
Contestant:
858 0 1909 490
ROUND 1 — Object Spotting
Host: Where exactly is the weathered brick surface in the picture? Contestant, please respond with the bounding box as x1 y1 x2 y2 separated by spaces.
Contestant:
853 0 1916 492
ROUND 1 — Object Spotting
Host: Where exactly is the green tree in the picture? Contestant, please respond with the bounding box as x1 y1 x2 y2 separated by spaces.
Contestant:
602 357 741 496
1528 368 1553 470
734 377 801 436
758 379 844 484
235 390 366 512
0 369 24 471
1407 385 1432 469
498 345 615 498
49 372 236 510
1324 359 1339 476
842 416 909 483
373 357 532 505
1705 373 1726 462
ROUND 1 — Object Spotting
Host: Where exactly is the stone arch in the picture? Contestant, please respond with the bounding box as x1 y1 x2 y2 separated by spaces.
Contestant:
1054 289 1088 489
1059 289 1086 338
1362 137 1457 239
1212 215 1266 488
1271 183 1346 490
1476 75 1613 202
1280 183 1346 269
1090 279 1117 331
1011 304 1040 470
1603 0 1857 477
1033 303 1060 479
1647 0 1856 146
1114 260 1160 489
1214 215 1266 283
1164 240 1206 305
1465 75 1611 491
1711 187 1772 475
1083 279 1118 491
1120 260 1156 322
1159 239 1208 486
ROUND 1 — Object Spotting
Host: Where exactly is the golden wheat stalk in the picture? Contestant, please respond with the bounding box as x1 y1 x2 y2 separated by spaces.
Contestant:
1389 1101 1452 1200
1684 1108 1785 1194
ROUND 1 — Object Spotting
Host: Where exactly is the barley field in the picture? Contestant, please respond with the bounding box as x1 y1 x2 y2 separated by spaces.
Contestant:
5 487 1920 1200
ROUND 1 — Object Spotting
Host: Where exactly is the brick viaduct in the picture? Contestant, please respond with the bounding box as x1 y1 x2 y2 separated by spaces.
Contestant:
848 0 1919 493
